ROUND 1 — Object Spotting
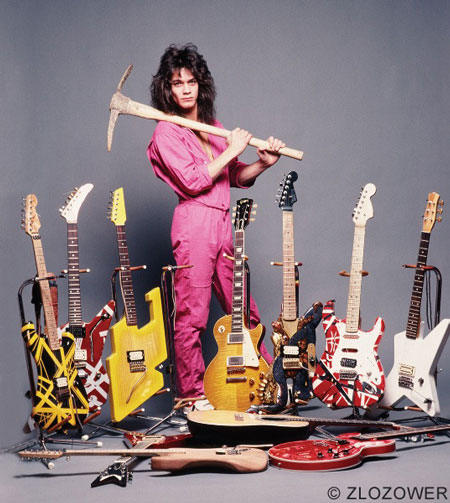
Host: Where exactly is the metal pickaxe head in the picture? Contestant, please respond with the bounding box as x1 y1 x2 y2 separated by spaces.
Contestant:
107 65 134 151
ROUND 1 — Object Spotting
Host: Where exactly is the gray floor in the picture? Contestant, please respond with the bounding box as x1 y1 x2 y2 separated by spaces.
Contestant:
3 401 450 503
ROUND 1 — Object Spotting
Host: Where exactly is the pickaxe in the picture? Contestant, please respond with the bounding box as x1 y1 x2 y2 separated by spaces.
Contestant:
107 65 303 161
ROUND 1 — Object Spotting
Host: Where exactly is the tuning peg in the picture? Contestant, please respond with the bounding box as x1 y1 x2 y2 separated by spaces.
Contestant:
249 218 256 222
437 217 442 222
440 200 444 206
437 208 443 214
253 204 258 209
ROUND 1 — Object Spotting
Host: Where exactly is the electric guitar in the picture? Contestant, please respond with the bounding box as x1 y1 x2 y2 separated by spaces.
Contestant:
312 183 385 409
203 199 269 411
260 172 320 407
372 192 449 417
21 194 89 431
268 424 450 471
106 187 167 422
59 184 115 409
18 445 268 473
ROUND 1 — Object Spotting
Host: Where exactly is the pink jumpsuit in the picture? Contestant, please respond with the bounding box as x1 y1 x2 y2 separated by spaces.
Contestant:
148 120 272 398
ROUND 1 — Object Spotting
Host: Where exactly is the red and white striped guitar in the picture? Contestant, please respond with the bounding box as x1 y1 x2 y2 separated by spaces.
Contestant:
312 183 385 409
59 184 115 409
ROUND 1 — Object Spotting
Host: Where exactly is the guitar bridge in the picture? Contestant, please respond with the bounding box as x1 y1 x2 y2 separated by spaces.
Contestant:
127 350 146 373
339 371 357 380
53 376 70 401
398 376 414 389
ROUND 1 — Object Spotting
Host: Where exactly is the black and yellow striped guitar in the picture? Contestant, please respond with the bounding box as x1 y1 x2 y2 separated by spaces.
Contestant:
22 194 89 431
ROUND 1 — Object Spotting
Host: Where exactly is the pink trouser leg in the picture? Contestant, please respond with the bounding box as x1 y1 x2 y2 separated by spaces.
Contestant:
171 203 272 399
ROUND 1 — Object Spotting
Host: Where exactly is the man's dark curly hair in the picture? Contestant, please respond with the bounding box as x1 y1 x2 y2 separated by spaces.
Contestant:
150 43 216 125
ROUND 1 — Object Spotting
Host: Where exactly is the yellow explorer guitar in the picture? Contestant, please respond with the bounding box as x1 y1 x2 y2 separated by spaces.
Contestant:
22 195 89 431
106 188 167 422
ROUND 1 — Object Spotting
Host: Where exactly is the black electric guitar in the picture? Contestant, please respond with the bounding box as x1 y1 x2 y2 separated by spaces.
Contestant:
21 194 89 431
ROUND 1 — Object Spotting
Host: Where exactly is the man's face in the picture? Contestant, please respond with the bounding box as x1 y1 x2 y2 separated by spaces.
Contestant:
170 68 199 114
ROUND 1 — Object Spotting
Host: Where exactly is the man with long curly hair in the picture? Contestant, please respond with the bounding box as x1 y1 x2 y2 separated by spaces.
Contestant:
148 43 284 413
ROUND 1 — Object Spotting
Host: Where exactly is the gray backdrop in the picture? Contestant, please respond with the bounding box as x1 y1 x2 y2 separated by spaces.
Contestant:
1 0 450 482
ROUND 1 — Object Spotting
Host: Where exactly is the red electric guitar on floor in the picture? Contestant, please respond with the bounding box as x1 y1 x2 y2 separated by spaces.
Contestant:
59 184 115 410
269 423 450 471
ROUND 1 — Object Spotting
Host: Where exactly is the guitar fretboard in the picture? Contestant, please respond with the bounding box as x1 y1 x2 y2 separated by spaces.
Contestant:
67 223 82 326
115 225 137 326
31 236 59 351
282 211 296 321
231 230 245 335
405 231 430 340
345 225 366 332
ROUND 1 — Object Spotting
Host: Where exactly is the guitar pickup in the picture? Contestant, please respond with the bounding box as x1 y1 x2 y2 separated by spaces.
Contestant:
68 325 86 339
399 364 415 377
127 350 146 373
74 349 87 364
227 356 245 367
228 333 244 344
282 346 300 357
340 357 357 368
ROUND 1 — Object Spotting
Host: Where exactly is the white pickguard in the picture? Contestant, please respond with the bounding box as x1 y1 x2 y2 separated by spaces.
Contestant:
376 319 450 416
227 327 259 368
327 318 385 390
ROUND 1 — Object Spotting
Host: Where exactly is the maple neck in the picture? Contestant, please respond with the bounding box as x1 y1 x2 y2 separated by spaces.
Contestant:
115 225 137 326
282 211 296 321
67 223 82 325
231 230 245 333
345 225 366 332
30 236 60 350
405 231 430 339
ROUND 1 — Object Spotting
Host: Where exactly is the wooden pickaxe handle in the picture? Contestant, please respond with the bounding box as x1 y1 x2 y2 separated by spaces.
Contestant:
108 65 304 161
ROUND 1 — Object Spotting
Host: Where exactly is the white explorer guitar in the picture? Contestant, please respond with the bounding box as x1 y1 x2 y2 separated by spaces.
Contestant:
372 192 449 417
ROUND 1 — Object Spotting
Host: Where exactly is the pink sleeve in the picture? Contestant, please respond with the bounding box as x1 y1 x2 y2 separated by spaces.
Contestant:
148 130 214 196
228 157 255 188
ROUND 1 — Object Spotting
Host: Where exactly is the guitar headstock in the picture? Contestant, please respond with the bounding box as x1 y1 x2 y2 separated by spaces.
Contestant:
352 183 377 226
59 183 94 223
108 187 127 226
422 192 444 233
21 194 41 238
19 449 64 461
276 171 298 211
233 198 254 231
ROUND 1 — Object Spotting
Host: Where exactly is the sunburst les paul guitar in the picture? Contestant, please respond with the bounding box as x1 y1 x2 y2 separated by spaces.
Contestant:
372 192 449 417
21 194 89 431
59 184 115 410
312 183 385 409
106 187 167 422
204 198 269 411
